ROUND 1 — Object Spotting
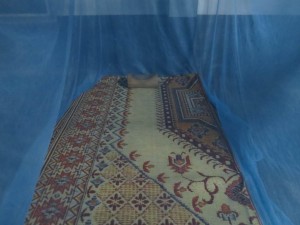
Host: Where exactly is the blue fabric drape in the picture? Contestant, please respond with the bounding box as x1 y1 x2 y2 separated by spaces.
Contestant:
0 1 300 224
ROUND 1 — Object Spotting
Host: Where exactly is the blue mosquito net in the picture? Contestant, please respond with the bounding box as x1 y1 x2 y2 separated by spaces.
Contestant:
0 0 300 224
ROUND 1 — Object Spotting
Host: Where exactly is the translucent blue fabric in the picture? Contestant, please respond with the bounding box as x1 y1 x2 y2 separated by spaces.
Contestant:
0 1 300 225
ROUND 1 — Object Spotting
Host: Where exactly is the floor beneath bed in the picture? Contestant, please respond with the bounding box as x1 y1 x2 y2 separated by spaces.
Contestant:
25 75 261 225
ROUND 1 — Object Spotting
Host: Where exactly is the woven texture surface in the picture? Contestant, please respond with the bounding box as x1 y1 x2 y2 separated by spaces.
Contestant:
25 75 261 225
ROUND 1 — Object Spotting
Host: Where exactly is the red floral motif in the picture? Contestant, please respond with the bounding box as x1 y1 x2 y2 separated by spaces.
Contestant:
113 156 128 169
105 193 125 212
130 192 150 212
129 151 141 161
117 140 126 149
132 174 148 187
118 128 127 137
143 161 154 173
58 150 84 168
217 204 239 225
75 119 96 131
173 182 187 198
33 198 67 224
67 134 91 148
192 196 203 213
48 171 76 193
81 107 99 117
168 152 191 174
225 177 253 209
155 192 175 212
110 173 126 187
157 173 169 183
121 119 129 126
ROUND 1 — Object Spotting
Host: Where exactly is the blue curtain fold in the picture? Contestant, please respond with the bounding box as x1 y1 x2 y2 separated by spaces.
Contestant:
0 1 300 224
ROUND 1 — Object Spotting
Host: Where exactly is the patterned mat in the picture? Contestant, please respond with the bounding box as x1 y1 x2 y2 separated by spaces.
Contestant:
26 75 261 225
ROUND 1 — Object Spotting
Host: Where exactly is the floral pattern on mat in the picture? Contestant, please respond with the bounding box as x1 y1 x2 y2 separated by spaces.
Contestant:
25 75 261 225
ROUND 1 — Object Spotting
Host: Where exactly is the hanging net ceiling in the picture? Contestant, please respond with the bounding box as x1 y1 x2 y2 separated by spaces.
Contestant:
0 1 300 225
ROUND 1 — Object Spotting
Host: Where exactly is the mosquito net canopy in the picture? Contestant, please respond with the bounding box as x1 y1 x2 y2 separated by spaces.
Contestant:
0 1 299 224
